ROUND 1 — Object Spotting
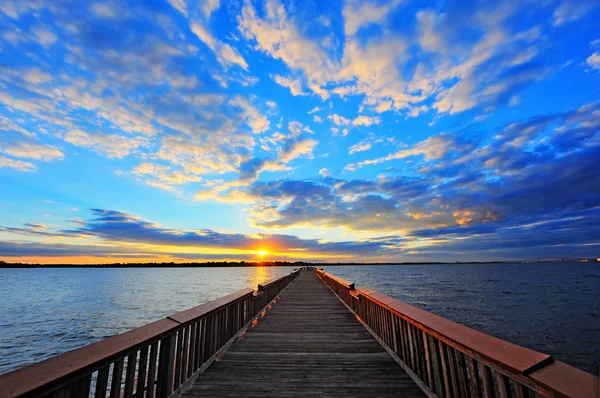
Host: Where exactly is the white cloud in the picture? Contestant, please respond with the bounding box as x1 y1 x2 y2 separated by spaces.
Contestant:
0 142 64 161
586 52 600 70
191 22 217 50
347 135 454 170
553 0 595 26
63 130 148 158
230 96 270 133
343 0 401 36
406 105 429 118
202 0 221 18
167 0 187 16
318 168 330 177
349 141 372 154
328 114 351 125
271 74 306 96
352 115 381 126
31 26 57 46
191 22 247 70
307 106 321 114
278 138 318 163
22 67 53 85
313 115 323 123
218 43 248 70
238 0 335 98
90 3 118 19
0 155 36 172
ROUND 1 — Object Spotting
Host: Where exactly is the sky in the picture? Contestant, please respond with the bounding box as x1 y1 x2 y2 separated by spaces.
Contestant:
0 0 599 264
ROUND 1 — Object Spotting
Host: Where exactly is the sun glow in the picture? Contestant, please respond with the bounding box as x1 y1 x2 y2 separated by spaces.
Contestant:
256 250 269 257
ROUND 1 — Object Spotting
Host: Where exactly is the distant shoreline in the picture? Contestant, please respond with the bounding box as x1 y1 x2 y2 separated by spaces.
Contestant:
0 259 595 268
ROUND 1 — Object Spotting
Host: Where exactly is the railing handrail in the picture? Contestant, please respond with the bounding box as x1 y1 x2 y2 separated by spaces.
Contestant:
318 270 599 398
356 285 551 375
0 271 300 397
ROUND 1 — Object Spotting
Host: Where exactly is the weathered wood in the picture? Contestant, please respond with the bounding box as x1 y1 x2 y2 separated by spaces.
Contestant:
135 347 148 398
94 366 109 398
0 318 179 398
109 358 124 398
528 361 599 398
496 372 512 398
361 289 552 376
123 352 136 398
183 271 425 398
156 335 175 397
146 342 158 398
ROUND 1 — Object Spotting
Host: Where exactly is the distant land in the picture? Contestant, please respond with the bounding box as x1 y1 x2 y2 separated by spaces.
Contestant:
1 259 598 268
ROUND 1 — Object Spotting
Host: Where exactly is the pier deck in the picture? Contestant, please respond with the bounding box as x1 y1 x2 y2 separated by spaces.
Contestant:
182 271 425 397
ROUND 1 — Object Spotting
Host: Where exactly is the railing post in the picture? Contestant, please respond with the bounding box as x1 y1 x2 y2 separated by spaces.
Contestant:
157 334 176 397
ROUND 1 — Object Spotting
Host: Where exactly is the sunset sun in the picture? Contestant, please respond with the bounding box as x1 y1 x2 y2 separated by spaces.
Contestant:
256 250 269 257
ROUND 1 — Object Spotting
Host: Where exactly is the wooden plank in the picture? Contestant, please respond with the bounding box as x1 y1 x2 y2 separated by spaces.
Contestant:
157 335 175 397
185 271 425 398
380 297 551 375
438 341 453 398
467 356 482 397
528 361 599 398
94 366 109 398
456 351 471 398
496 372 512 398
168 289 254 325
136 347 148 398
70 374 91 398
480 363 495 398
446 344 460 398
428 335 444 396
109 359 124 398
123 352 137 398
146 343 158 398
173 330 183 389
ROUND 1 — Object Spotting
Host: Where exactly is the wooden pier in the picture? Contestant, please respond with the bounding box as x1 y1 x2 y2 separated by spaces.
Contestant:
183 271 425 397
0 268 597 398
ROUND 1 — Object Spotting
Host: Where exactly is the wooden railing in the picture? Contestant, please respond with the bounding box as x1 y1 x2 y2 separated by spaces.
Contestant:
317 269 598 398
0 270 299 398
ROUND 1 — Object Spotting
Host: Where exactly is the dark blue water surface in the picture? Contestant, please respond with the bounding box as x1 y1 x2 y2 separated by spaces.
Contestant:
0 263 598 375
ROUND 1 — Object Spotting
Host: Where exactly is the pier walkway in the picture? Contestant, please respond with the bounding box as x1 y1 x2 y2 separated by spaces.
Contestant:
0 268 597 398
183 271 425 397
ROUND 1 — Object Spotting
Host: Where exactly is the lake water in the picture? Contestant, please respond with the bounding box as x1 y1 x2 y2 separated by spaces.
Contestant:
0 263 598 375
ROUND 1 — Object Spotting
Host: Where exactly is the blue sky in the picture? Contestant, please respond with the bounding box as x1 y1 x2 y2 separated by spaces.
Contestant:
0 0 599 263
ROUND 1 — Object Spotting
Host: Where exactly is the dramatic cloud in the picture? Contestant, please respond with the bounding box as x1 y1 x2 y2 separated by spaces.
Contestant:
0 0 598 262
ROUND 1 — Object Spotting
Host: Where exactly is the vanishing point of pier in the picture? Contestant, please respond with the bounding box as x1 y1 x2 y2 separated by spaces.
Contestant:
0 268 597 397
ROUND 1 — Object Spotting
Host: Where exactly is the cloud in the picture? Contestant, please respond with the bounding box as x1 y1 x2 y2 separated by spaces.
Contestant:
0 142 64 161
328 114 351 125
271 74 306 96
313 115 323 123
238 0 334 98
1 208 407 261
552 0 596 26
587 52 600 70
349 141 372 154
229 96 270 133
278 137 318 163
63 131 148 159
167 0 188 16
352 115 381 127
0 155 36 172
343 0 402 36
191 22 248 70
347 134 459 170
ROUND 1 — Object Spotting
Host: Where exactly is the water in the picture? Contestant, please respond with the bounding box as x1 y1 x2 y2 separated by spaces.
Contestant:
0 263 598 375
